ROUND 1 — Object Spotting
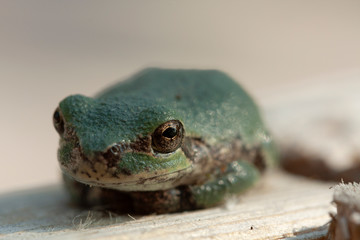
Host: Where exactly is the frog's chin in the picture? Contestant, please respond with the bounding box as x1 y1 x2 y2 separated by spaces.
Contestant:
62 165 193 191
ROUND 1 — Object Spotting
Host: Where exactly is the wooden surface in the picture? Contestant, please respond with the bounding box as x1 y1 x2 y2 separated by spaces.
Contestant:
0 171 334 240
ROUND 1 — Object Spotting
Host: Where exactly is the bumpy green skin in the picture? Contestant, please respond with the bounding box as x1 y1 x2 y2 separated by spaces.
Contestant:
56 68 277 213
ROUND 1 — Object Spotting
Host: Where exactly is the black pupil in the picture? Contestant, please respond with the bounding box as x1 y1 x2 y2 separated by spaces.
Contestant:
162 127 177 138
54 111 61 123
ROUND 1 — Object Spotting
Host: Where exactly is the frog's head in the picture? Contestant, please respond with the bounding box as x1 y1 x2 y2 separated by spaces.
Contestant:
53 94 195 191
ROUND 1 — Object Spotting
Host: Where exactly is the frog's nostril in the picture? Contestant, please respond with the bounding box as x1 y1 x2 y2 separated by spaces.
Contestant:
53 108 65 135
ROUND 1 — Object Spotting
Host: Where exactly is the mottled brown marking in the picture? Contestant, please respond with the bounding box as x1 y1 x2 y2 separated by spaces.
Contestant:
102 148 122 167
98 135 152 170
130 135 152 152
212 139 266 172
137 178 146 184
183 137 267 175
120 168 132 176
129 186 196 213
243 145 266 172
179 137 213 184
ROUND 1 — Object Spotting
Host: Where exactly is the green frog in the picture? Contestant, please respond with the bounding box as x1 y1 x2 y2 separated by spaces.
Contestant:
53 68 277 213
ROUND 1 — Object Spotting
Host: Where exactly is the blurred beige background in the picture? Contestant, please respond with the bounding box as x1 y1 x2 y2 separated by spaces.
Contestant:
1 0 360 193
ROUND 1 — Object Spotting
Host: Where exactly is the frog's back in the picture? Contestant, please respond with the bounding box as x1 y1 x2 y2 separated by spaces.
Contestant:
98 68 274 161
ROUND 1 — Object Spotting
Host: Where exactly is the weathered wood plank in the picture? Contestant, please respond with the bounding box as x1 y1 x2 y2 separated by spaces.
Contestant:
0 171 333 240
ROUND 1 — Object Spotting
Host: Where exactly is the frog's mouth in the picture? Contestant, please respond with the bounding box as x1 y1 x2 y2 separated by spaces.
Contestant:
62 163 193 191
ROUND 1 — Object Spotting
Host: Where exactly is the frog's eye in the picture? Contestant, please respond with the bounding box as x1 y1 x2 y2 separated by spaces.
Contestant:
152 120 184 153
53 108 64 135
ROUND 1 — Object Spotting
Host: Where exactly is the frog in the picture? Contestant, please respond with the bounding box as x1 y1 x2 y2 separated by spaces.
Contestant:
53 68 278 214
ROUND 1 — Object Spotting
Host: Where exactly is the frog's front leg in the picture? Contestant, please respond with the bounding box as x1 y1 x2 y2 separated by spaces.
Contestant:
188 160 260 209
130 160 260 213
